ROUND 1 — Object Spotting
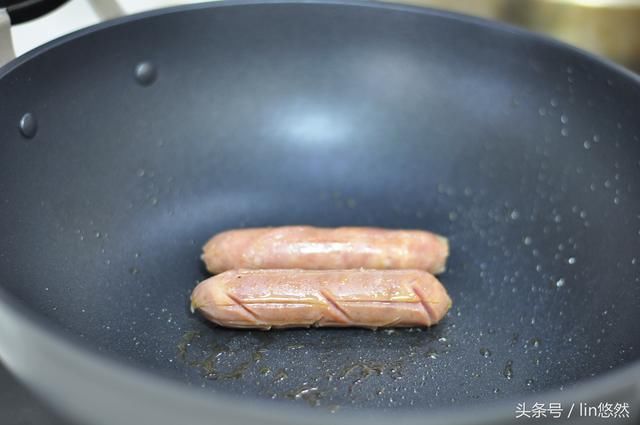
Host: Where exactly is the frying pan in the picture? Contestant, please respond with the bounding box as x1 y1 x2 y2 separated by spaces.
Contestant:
0 1 639 424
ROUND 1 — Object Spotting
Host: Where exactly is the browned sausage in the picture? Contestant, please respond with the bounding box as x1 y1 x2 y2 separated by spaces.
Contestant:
201 226 449 274
190 269 452 329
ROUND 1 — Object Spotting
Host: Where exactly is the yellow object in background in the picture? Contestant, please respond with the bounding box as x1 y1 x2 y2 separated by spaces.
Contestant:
390 0 640 72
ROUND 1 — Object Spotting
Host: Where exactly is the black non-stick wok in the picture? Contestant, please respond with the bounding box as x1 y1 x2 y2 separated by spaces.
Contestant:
0 1 638 424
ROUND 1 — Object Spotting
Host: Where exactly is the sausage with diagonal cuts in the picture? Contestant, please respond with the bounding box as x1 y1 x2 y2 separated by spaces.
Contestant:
190 269 452 330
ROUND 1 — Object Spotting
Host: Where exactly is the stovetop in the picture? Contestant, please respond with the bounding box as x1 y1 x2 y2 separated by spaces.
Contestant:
10 0 200 57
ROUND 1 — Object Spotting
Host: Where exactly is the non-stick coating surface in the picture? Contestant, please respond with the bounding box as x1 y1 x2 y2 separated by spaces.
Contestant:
0 1 638 412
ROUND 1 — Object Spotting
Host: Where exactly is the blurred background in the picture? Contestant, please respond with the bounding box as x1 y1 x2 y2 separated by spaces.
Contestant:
10 0 640 72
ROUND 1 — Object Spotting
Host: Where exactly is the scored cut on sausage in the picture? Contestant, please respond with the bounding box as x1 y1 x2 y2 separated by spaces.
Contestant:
201 226 449 275
190 269 452 330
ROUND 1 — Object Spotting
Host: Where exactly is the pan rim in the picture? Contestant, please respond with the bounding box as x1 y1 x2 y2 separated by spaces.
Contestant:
1 0 640 84
0 1 638 424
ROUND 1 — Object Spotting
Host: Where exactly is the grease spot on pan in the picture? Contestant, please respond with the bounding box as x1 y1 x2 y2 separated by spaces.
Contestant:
503 360 514 380
285 386 322 407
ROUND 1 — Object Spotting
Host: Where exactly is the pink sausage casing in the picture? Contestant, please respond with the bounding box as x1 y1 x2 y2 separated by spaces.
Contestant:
190 269 452 330
201 226 449 275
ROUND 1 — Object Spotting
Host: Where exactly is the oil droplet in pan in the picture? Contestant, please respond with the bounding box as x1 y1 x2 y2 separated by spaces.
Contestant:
19 113 37 139
503 360 514 380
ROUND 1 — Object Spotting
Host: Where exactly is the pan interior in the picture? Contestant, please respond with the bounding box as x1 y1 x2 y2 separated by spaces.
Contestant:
0 2 638 411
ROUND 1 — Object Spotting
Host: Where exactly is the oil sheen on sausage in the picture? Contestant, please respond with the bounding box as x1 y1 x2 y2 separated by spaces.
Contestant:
190 269 452 329
201 226 449 274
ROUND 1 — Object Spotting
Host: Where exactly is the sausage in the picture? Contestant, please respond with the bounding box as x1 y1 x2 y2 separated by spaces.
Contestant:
190 269 452 329
201 226 449 274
